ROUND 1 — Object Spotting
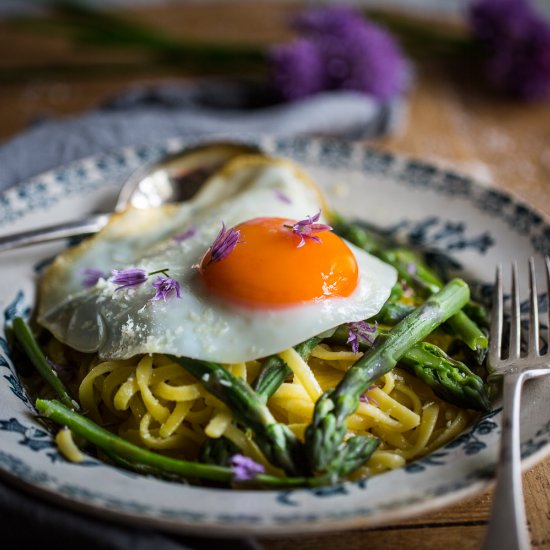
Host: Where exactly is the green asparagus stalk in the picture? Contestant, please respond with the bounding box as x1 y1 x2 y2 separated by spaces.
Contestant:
200 336 321 467
398 342 491 411
169 356 304 476
35 398 319 488
12 317 78 410
334 220 488 351
200 436 241 467
329 325 490 411
305 279 470 477
253 336 322 402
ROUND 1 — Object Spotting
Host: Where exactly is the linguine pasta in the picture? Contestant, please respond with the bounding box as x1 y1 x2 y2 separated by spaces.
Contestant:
52 341 474 479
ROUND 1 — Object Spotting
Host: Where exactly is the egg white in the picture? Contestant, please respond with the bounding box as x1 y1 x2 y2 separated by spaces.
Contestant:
38 155 397 363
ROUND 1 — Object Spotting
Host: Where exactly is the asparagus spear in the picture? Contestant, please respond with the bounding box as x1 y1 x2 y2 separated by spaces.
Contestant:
253 335 322 402
200 436 241 467
334 221 488 351
12 317 78 410
169 356 304 476
35 398 317 488
398 342 491 411
329 325 490 411
305 279 470 477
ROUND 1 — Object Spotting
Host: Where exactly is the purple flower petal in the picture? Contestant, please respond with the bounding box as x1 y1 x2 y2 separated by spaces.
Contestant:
347 321 378 353
274 190 292 204
111 268 148 291
230 454 265 481
81 268 106 288
204 222 244 267
151 276 182 302
359 385 379 406
285 210 333 248
174 225 198 242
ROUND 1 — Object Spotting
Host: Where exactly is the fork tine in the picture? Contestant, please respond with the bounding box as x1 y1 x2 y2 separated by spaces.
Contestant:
509 262 521 360
528 257 539 357
489 264 503 366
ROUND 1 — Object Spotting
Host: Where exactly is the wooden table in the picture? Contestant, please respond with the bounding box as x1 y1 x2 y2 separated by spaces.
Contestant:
1 3 549 548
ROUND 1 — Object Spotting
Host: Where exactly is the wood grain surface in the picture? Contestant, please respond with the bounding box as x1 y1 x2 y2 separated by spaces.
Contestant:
0 3 549 548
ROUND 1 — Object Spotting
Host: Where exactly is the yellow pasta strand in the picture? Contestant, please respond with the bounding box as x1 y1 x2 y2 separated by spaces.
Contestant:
159 400 194 438
278 348 322 401
205 408 233 438
56 428 85 463
73 345 478 482
136 356 170 423
114 375 139 411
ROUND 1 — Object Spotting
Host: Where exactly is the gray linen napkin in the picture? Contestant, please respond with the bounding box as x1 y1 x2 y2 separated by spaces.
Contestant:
0 81 404 191
0 81 405 549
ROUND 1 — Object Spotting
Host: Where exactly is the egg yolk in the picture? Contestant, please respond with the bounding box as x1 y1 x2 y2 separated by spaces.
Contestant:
200 217 359 308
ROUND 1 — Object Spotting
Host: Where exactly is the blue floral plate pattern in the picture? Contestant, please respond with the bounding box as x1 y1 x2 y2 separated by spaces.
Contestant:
0 136 549 536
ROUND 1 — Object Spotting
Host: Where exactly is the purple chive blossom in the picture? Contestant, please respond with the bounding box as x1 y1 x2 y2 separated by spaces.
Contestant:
469 0 550 100
81 268 106 288
173 225 198 242
274 190 292 204
151 276 182 302
406 262 417 275
268 38 325 100
111 268 148 291
268 6 409 102
230 454 265 481
347 321 378 353
359 385 379 407
205 222 244 267
284 210 333 248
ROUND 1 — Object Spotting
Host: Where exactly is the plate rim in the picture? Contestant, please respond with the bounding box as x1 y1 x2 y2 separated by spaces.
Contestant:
1 134 549 536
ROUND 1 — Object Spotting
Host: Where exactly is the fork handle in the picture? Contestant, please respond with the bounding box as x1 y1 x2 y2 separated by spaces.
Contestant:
483 371 530 550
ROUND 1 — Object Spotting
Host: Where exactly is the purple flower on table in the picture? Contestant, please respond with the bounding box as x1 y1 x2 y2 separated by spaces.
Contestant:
347 320 378 353
284 210 332 248
151 276 182 302
111 268 148 291
268 6 409 102
268 38 325 100
81 268 106 288
469 0 550 100
204 222 244 267
230 454 265 481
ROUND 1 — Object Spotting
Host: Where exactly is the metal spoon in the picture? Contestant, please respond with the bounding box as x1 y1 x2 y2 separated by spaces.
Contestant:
0 142 261 253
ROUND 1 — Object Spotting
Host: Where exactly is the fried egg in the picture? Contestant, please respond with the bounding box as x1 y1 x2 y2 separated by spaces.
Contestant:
38 154 397 363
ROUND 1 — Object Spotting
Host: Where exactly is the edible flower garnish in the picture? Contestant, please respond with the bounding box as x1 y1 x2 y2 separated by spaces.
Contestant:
359 385 379 406
204 222 244 267
230 454 265 481
347 320 378 353
284 210 333 248
111 268 148 290
173 225 198 242
110 267 181 301
81 268 107 288
274 190 292 204
152 276 182 302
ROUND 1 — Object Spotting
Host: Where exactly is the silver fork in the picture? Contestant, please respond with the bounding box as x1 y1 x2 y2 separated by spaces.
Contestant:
483 257 550 550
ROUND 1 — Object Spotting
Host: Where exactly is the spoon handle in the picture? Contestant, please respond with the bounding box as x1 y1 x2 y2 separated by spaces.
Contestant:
0 214 111 253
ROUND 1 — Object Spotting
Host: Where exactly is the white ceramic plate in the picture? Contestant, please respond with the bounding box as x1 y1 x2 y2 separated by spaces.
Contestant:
0 136 549 536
